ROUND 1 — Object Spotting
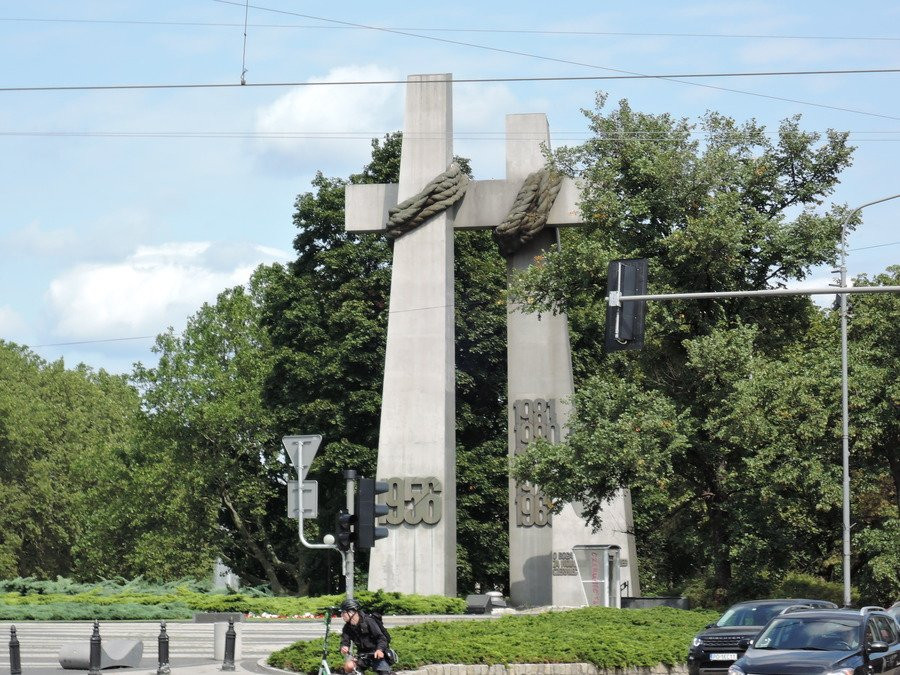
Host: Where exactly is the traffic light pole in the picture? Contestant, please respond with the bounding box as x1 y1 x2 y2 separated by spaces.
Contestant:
295 482 346 578
608 284 900 306
610 250 900 607
291 460 349 598
344 470 357 599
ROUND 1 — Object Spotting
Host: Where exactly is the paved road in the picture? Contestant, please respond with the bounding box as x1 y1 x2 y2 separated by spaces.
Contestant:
0 615 499 675
0 621 309 673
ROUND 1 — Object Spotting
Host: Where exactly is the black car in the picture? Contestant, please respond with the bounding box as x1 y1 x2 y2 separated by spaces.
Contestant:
727 607 900 675
688 599 839 675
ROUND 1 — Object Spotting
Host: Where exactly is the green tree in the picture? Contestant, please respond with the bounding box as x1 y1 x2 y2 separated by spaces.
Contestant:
843 266 900 602
511 95 864 600
0 342 175 580
133 272 296 592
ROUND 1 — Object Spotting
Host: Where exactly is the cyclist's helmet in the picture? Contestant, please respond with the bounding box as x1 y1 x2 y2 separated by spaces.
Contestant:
340 598 361 613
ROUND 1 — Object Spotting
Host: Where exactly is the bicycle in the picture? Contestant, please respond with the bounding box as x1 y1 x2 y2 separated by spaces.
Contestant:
342 650 394 674
315 606 342 675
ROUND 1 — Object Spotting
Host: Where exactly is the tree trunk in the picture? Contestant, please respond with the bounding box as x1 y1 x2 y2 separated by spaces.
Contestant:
220 489 287 594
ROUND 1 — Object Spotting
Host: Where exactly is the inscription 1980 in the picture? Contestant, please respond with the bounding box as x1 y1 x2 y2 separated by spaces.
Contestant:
513 398 558 528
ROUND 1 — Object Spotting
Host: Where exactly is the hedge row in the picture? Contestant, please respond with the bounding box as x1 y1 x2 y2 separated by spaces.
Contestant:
0 579 465 620
268 606 720 673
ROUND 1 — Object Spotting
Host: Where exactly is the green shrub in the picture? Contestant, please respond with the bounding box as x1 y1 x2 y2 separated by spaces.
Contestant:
0 577 464 620
772 572 857 606
268 606 719 673
0 602 193 621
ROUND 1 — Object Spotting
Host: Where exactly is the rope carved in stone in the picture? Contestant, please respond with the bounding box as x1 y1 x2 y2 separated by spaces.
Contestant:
385 163 469 240
493 168 563 257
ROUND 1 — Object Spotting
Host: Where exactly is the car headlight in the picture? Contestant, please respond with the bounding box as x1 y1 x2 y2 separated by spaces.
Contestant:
824 670 853 675
692 637 703 648
727 665 743 675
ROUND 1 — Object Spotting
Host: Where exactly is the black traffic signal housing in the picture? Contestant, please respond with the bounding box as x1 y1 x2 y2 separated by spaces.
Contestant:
336 509 355 552
355 478 389 550
605 258 648 353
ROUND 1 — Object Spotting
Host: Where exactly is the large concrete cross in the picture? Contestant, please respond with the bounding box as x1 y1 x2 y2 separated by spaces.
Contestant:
345 73 638 602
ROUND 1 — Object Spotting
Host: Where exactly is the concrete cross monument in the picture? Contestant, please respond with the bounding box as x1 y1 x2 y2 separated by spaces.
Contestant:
345 73 639 604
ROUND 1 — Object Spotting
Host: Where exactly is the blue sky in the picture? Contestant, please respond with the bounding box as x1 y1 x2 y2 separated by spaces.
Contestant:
1 1 898 373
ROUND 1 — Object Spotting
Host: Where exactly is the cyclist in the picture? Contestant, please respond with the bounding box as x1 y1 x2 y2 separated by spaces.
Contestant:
338 598 391 673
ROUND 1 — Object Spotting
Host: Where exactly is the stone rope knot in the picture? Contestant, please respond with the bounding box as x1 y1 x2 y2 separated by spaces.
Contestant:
493 168 563 257
386 163 469 240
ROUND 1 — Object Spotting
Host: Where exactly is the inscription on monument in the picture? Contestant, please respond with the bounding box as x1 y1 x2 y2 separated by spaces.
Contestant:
382 477 442 525
551 550 578 576
516 482 552 527
513 398 560 450
513 398 558 528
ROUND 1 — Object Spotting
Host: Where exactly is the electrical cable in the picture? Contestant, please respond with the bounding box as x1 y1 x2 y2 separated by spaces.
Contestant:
1 67 899 90
3 17 899 41
26 335 157 348
1 129 899 141
240 0 250 85
207 0 900 122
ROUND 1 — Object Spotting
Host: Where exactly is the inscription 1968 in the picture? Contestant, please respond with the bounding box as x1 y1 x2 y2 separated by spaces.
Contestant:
513 398 559 528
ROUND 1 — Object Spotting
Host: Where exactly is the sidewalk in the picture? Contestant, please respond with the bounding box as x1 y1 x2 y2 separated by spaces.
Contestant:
130 657 290 675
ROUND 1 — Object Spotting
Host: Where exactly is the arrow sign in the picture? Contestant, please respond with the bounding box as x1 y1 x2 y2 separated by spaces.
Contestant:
281 434 322 481
287 480 318 519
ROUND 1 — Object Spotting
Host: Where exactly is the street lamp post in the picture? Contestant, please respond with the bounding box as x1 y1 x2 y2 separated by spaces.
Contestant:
837 193 900 607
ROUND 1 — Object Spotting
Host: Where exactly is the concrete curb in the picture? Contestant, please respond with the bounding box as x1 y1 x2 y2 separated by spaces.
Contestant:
256 662 688 675
395 666 687 675
256 657 298 675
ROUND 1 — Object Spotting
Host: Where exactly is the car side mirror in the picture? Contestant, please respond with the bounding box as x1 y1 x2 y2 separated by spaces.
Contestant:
868 641 889 653
738 639 751 650
706 623 716 629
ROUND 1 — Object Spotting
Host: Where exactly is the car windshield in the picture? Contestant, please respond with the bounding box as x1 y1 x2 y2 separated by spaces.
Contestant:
753 618 860 651
717 603 793 627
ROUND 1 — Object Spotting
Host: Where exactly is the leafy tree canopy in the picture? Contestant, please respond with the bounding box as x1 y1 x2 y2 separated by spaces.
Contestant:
511 96 896 603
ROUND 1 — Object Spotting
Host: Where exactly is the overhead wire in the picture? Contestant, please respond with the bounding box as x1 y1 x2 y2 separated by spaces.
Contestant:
21 235 900 350
1 8 897 122
2 17 899 41
207 0 900 122
3 130 900 142
26 335 157 348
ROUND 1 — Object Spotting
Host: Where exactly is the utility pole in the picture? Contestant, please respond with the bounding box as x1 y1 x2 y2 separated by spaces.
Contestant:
343 470 357 599
836 193 900 606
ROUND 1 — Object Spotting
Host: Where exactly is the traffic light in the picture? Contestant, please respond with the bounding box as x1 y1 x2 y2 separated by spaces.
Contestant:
605 258 648 353
355 478 389 550
336 509 355 552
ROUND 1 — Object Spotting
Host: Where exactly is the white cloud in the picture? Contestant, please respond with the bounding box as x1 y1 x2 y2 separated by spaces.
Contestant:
3 220 79 258
2 209 159 262
254 65 403 172
45 241 291 339
786 274 842 308
0 305 26 339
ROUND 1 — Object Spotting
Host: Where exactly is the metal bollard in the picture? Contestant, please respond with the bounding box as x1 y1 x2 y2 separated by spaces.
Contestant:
157 621 170 675
88 621 101 675
9 625 22 675
221 618 236 671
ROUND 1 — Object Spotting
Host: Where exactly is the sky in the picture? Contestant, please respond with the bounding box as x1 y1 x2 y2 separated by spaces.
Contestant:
1 1 898 374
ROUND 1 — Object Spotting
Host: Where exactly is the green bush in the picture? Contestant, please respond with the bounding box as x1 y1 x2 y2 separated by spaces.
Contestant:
268 606 719 673
772 572 857 606
679 572 860 610
0 602 194 621
0 577 464 620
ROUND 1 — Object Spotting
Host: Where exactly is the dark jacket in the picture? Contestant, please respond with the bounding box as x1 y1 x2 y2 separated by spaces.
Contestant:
340 612 388 654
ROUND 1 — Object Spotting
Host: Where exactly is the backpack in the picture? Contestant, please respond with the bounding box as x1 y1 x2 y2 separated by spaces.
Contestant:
368 611 397 664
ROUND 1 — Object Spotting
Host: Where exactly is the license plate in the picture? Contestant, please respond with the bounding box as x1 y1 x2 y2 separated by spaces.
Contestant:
710 653 738 661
